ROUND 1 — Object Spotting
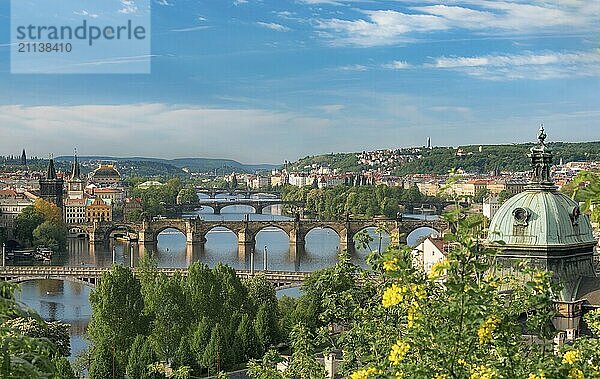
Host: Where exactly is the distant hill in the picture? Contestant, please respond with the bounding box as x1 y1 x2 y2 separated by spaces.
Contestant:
54 156 280 175
288 141 600 175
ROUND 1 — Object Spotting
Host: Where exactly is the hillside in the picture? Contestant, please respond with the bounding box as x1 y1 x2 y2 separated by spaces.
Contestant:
289 141 600 175
54 156 280 175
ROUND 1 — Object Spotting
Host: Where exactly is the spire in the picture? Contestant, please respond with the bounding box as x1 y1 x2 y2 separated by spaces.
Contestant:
71 148 81 180
21 149 27 166
46 154 57 180
527 125 554 188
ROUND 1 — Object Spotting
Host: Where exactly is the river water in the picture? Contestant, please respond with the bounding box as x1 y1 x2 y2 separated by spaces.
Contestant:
15 194 439 360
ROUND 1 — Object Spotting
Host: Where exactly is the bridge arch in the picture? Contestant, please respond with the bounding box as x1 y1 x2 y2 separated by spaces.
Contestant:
254 224 292 239
68 227 89 238
220 204 256 214
304 225 342 239
152 225 187 241
406 226 442 247
9 276 97 288
102 224 138 241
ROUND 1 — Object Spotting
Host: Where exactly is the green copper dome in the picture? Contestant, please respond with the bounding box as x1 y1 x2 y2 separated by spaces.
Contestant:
488 189 596 248
488 126 596 249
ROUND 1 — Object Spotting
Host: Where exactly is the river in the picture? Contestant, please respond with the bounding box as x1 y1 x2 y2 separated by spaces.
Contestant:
15 193 439 360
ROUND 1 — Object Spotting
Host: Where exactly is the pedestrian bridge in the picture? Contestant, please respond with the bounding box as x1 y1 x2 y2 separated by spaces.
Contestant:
0 266 309 288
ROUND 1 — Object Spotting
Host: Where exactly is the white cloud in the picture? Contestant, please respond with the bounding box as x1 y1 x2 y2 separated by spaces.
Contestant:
313 1 600 47
171 26 211 32
316 104 345 113
430 106 471 114
74 10 99 18
0 104 335 163
257 22 291 32
383 60 410 69
337 64 369 71
233 0 248 5
156 0 173 6
429 49 600 80
119 0 138 14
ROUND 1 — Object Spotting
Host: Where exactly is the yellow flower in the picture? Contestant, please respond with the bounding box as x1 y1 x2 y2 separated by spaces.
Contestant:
477 316 500 344
407 305 421 328
457 359 467 366
470 365 496 379
567 368 584 379
389 340 410 365
350 367 379 379
384 257 400 271
382 284 404 308
409 283 427 300
435 374 448 379
429 260 449 279
527 369 546 379
563 350 579 365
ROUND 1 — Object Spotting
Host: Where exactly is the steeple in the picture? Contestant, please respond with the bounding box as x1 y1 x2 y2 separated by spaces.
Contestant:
20 149 27 166
527 125 554 189
46 154 57 180
71 148 81 180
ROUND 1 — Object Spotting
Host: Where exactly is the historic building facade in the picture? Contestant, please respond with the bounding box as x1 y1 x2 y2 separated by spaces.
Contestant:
487 127 600 339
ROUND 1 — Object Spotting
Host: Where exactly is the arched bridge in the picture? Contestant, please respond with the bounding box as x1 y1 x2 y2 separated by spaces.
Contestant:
69 218 448 258
195 188 281 199
0 266 309 289
173 199 303 214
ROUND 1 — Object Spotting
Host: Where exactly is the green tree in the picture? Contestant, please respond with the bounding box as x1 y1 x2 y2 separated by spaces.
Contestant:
149 273 191 362
177 188 199 205
0 282 58 378
14 206 45 245
236 314 262 362
33 221 68 250
33 199 62 224
126 335 159 379
202 323 225 373
88 265 147 374
254 304 280 353
52 357 76 379
89 341 125 379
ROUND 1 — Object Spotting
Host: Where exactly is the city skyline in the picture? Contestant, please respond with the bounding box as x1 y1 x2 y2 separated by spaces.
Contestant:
1 0 599 163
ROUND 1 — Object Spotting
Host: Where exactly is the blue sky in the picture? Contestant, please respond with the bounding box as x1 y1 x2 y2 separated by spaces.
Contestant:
0 0 599 164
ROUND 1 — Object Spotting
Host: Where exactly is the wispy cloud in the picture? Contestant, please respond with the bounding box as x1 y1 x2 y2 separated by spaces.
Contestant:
233 0 248 5
156 0 173 6
316 104 345 113
119 0 138 14
74 10 99 18
257 22 291 32
337 64 368 71
313 1 600 47
429 49 600 80
430 106 471 114
171 26 211 32
0 104 334 163
382 60 410 69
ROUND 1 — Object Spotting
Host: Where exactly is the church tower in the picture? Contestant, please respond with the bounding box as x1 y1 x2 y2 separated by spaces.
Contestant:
20 149 27 166
67 150 85 200
39 155 64 208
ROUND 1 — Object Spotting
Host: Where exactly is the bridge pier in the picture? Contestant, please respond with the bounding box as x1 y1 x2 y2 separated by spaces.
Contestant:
186 230 207 246
339 228 354 254
237 229 255 260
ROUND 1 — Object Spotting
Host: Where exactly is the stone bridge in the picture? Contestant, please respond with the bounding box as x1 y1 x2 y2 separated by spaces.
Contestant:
173 200 303 214
0 266 308 288
69 218 448 258
195 188 281 199
398 201 470 215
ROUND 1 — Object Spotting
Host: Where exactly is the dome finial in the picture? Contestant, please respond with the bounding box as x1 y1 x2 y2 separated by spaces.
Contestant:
538 124 546 146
